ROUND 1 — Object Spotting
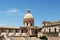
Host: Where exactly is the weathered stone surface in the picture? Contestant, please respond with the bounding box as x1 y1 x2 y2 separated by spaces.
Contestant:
48 37 60 40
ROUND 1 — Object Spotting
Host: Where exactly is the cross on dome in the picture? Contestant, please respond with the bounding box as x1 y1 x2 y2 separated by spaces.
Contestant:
27 8 30 13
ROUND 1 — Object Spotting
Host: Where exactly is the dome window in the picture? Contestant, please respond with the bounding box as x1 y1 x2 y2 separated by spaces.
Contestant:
27 23 28 26
31 23 32 26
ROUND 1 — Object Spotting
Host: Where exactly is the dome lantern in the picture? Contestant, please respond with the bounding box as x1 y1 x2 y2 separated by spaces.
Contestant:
27 9 30 13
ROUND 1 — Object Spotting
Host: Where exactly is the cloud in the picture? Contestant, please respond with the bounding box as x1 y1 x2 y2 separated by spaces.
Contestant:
0 8 25 17
0 8 19 14
6 8 19 13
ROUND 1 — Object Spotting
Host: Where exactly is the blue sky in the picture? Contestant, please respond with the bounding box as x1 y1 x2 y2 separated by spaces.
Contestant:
0 0 60 27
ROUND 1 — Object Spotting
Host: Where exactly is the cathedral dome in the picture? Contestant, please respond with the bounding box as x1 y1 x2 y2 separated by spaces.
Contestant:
23 9 34 27
24 9 34 19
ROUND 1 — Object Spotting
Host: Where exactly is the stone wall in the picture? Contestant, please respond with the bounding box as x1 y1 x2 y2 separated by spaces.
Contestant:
8 36 30 40
48 37 60 40
42 26 59 33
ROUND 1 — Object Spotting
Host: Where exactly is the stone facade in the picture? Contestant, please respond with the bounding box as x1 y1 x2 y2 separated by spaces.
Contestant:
0 9 41 40
41 20 60 37
0 9 60 40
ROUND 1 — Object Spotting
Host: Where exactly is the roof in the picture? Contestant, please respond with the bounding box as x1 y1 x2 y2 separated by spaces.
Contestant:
0 26 20 29
24 9 34 19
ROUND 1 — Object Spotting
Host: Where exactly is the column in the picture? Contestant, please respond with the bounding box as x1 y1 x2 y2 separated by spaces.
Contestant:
27 29 30 35
20 29 22 35
6 29 9 36
30 29 32 35
13 29 16 36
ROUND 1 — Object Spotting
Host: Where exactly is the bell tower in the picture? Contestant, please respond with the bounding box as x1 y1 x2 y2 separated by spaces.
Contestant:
23 9 34 27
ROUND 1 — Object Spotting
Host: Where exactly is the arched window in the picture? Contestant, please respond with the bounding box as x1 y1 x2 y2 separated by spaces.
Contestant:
54 28 56 33
31 23 32 26
44 29 46 32
2 29 6 32
15 30 19 33
35 30 37 34
49 29 51 33
22 30 23 33
27 23 28 26
9 29 13 32
59 29 60 32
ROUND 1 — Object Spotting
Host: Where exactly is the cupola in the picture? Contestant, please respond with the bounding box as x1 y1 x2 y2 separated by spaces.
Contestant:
23 9 34 27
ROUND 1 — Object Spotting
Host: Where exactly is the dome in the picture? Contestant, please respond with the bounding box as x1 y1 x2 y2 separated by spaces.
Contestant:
24 9 34 19
23 9 34 27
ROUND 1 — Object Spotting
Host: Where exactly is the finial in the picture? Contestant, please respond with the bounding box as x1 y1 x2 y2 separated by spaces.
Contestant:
27 8 30 13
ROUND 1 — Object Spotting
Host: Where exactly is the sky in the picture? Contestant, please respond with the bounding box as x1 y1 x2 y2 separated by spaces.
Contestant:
0 0 60 27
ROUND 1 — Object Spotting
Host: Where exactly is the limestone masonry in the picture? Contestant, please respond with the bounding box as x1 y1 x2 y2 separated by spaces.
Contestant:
0 9 60 40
